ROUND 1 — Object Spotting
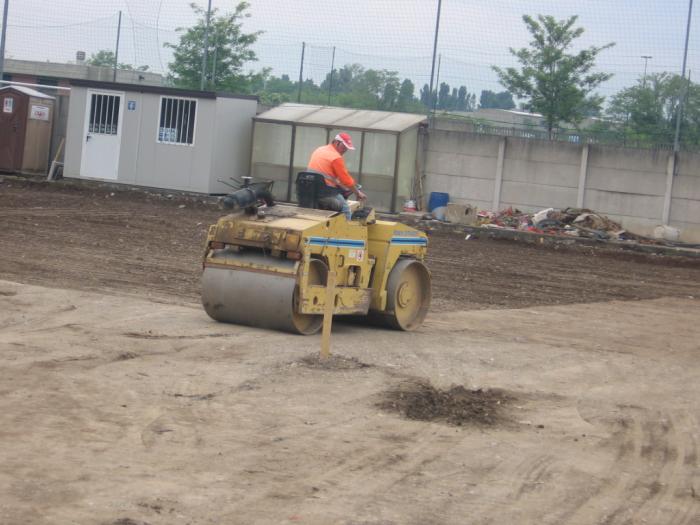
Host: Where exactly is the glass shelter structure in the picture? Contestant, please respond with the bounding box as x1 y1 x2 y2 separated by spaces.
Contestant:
250 104 427 213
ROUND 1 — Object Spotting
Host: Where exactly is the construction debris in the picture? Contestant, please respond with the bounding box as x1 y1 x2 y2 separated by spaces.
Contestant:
474 206 641 241
417 205 696 248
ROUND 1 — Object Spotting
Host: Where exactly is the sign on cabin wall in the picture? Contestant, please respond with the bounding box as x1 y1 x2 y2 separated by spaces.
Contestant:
29 105 50 121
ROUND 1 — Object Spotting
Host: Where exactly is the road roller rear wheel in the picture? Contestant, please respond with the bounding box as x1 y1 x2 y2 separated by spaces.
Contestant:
383 259 431 331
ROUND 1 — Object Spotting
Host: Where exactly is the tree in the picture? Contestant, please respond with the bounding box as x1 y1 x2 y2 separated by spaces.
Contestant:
166 2 260 92
456 86 468 111
253 63 424 113
86 50 149 71
313 64 424 111
437 82 451 110
479 90 516 109
419 84 435 108
493 15 614 138
607 73 700 147
397 79 416 111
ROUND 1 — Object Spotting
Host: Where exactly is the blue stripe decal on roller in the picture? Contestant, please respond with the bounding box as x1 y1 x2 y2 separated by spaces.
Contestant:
390 237 428 245
307 237 366 248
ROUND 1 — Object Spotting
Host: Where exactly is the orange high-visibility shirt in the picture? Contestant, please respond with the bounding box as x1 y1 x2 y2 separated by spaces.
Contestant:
307 144 356 189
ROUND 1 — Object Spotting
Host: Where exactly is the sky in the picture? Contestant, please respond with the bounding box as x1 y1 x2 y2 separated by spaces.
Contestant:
3 0 699 101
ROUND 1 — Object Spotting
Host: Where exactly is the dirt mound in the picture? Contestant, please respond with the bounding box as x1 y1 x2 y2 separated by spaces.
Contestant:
299 354 371 370
377 380 513 427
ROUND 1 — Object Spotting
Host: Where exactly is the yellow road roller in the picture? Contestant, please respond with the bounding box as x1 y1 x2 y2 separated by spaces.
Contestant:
201 176 431 334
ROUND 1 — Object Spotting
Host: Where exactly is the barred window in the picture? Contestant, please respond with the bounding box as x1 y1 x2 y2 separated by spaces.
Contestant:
157 96 197 145
88 93 120 135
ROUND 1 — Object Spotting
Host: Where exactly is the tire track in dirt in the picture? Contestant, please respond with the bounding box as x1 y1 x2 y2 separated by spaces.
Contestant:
562 407 699 525
510 454 557 500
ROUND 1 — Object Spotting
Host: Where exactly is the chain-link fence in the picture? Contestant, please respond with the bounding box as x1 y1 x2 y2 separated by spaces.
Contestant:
2 0 700 149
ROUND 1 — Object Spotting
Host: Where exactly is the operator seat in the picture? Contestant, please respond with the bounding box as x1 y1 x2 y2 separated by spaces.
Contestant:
295 171 343 212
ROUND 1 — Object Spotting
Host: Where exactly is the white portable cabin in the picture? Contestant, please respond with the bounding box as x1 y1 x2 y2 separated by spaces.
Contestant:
64 80 257 193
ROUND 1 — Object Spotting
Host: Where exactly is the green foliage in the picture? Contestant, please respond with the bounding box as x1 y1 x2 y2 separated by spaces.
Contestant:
479 90 515 109
87 50 149 72
254 64 426 113
165 2 260 92
607 73 700 147
419 82 475 111
493 14 614 137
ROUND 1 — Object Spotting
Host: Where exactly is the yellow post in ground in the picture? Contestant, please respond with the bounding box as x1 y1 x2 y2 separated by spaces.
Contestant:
320 271 336 359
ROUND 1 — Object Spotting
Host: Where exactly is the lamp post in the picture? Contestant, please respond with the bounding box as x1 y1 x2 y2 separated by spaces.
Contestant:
427 0 443 118
674 0 694 153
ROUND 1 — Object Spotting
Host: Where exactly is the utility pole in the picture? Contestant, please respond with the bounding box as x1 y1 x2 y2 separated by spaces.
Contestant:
641 55 652 87
113 11 122 83
433 53 442 113
327 46 335 105
0 0 9 82
297 42 305 103
674 0 694 152
199 0 212 91
427 0 443 117
211 46 218 89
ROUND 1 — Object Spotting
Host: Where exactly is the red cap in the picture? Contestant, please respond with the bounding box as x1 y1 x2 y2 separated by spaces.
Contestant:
334 132 355 150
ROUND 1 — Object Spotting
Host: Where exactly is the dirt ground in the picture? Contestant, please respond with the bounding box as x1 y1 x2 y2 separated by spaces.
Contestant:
1 178 699 525
1 178 699 311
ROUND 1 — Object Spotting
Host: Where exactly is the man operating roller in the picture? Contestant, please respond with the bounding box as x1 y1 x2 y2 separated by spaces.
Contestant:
307 132 367 220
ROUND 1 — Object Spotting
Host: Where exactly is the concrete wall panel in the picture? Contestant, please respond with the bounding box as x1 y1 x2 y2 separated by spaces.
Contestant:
671 175 700 200
670 197 700 224
588 145 669 173
501 181 578 210
584 189 664 219
426 173 494 203
586 167 667 196
676 151 700 177
503 158 579 188
506 137 580 165
667 220 700 242
426 151 497 179
427 129 500 156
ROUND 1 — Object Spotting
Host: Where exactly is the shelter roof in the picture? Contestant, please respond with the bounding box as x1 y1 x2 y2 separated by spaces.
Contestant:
254 103 427 133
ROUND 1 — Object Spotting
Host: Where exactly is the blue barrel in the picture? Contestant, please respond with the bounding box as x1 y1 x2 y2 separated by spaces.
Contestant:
428 192 449 212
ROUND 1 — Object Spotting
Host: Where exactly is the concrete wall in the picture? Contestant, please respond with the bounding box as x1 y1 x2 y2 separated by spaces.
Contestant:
673 151 700 234
424 130 499 212
5 59 163 86
425 129 700 243
501 139 581 210
584 146 670 236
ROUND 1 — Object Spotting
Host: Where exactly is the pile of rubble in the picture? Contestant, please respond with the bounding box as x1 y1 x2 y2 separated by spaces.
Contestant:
475 207 636 241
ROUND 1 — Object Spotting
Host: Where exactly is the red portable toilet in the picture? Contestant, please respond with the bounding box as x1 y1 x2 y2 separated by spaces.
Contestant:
0 86 55 174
